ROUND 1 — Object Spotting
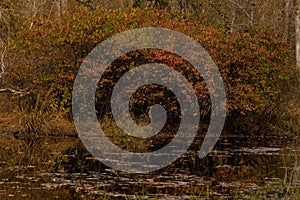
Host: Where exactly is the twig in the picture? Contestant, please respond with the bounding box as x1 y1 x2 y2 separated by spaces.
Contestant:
228 0 251 21
0 88 30 94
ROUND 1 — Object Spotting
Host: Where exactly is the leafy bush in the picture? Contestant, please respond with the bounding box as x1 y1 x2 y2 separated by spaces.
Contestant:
2 5 298 136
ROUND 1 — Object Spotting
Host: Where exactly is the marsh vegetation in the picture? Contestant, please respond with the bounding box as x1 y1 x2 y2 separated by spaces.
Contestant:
1 0 300 199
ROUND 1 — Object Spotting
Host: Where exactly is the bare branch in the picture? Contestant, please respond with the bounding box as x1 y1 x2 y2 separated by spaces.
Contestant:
0 41 7 79
0 3 30 94
228 0 251 21
0 4 9 79
0 88 30 94
296 0 300 68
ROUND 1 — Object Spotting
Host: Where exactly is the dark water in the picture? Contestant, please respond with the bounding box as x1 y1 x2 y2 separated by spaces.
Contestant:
0 135 299 199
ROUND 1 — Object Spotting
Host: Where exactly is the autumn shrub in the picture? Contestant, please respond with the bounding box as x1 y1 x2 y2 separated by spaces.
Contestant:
1 5 298 138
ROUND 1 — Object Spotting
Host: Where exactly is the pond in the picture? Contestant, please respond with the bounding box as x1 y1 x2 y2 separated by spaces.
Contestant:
0 135 299 199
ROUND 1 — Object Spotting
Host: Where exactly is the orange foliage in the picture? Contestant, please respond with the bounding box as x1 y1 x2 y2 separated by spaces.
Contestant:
3 5 296 134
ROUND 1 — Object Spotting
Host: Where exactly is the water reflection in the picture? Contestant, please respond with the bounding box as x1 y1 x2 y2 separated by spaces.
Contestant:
0 136 299 199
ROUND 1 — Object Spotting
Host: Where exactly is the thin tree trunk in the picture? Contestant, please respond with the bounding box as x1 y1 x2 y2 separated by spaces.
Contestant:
296 0 300 68
250 1 254 26
284 0 291 40
57 0 67 19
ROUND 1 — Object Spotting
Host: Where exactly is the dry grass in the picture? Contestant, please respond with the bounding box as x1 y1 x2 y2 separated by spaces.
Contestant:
14 109 75 136
0 98 75 138
0 133 80 171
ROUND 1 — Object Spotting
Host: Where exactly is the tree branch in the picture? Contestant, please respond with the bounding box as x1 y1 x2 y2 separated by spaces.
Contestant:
228 0 251 20
0 5 29 95
0 88 29 94
0 41 7 79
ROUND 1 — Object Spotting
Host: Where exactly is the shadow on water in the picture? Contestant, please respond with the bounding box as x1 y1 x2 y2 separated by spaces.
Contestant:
0 134 300 199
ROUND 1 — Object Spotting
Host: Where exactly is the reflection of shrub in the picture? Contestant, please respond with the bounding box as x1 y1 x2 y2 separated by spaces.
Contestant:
100 115 150 153
2 6 299 136
59 139 106 173
0 135 24 164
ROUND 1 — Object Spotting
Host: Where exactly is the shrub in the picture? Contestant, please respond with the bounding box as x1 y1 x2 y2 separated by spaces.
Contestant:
2 5 298 137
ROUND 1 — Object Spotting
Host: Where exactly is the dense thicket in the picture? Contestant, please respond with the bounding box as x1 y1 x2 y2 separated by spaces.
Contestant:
0 5 299 137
